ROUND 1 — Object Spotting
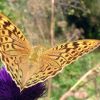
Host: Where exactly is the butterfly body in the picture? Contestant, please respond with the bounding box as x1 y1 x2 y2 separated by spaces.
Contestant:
0 13 100 90
29 46 45 62
16 46 46 89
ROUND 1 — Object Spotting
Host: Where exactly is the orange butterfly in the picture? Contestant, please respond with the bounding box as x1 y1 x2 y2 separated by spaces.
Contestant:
0 13 100 90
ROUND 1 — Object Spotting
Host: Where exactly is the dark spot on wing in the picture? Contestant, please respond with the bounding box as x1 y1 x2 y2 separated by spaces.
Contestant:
11 44 15 49
12 63 14 66
8 30 12 36
68 57 72 61
82 41 87 45
6 58 9 63
0 38 3 42
3 45 5 50
2 30 5 34
13 26 17 33
6 44 9 48
10 57 13 60
3 21 11 28
64 43 68 48
71 51 76 53
60 45 64 48
17 31 20 35
47 67 51 70
48 71 53 74
14 73 17 79
55 46 58 50
72 42 79 48
41 76 46 80
20 35 23 39
35 75 39 78
9 66 13 71
65 54 68 57
60 59 63 62
84 45 88 48
15 69 18 73
65 48 70 52
5 37 8 41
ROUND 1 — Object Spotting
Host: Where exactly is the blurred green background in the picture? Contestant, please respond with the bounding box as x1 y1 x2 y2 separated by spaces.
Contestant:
0 0 100 100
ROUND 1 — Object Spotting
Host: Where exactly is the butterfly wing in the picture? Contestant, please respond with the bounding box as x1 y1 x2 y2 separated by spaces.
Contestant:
25 39 100 88
0 13 32 88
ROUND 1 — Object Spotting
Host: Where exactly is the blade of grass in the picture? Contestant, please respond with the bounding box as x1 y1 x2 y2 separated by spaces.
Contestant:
46 0 55 100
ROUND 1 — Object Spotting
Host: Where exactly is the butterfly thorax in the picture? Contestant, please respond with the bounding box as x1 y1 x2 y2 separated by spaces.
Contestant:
29 46 45 63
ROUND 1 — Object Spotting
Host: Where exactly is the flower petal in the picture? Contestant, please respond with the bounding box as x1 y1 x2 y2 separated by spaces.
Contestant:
0 66 46 100
0 66 20 100
21 83 46 100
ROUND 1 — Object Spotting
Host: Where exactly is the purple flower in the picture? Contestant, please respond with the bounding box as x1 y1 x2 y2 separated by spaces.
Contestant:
0 66 46 100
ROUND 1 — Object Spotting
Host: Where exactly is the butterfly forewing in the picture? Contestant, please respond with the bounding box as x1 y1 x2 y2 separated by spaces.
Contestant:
0 13 32 88
24 40 100 89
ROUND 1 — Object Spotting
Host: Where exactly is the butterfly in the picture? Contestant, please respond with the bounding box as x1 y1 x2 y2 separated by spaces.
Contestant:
0 13 99 91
